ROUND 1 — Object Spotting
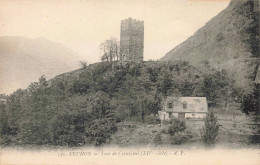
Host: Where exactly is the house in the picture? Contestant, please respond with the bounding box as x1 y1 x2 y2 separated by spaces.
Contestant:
158 97 208 120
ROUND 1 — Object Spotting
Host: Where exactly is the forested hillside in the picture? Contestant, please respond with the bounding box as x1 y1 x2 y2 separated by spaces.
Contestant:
1 61 250 147
161 0 259 91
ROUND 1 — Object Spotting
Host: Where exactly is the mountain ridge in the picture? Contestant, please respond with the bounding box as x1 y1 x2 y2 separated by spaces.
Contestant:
160 0 259 89
0 36 84 94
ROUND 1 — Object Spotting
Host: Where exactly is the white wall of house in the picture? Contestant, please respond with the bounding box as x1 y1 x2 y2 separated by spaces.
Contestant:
185 112 207 119
158 111 207 121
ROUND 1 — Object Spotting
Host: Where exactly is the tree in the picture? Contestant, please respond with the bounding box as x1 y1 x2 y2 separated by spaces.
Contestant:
241 84 260 144
201 69 236 109
115 104 129 122
87 118 117 146
241 85 259 115
200 112 219 145
156 69 180 97
79 61 88 69
100 37 120 62
87 91 111 118
19 75 53 145
153 132 163 146
248 112 260 144
4 89 28 138
0 101 8 142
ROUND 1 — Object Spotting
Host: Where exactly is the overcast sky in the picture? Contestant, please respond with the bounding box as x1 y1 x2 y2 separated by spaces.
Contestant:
0 0 230 64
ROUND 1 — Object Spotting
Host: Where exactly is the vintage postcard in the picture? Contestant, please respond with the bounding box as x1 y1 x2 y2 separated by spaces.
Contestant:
0 0 259 164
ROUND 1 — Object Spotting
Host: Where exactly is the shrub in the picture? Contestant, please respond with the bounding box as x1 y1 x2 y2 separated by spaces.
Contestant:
72 79 90 94
153 132 163 146
145 115 157 124
161 128 167 134
248 112 260 144
216 32 224 41
0 135 12 145
170 132 193 145
20 121 52 145
87 119 117 146
168 118 186 136
162 120 170 125
241 87 259 115
54 132 85 147
200 112 220 145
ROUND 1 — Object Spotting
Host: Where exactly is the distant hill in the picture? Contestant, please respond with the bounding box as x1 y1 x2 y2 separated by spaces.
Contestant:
160 0 259 88
0 36 84 94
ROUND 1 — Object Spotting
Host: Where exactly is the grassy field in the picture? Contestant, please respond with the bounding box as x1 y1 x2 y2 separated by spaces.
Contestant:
109 113 259 149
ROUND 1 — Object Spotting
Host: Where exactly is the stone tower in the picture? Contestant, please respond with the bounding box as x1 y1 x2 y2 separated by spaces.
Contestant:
120 17 144 62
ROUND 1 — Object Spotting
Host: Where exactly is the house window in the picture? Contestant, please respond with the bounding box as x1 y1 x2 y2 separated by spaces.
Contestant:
183 101 187 109
168 102 173 108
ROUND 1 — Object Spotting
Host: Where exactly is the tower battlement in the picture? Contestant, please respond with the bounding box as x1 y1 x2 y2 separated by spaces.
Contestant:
121 17 144 24
120 17 144 62
121 19 144 31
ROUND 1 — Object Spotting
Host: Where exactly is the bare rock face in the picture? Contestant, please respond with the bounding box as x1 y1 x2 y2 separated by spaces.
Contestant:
160 0 259 89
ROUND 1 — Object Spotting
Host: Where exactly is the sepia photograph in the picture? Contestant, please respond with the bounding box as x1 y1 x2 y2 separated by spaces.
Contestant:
0 0 259 164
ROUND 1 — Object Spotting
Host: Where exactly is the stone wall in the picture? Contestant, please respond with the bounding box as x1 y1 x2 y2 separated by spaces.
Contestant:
120 18 144 62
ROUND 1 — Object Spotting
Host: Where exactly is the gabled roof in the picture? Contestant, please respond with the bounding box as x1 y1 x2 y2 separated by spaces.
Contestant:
164 97 208 113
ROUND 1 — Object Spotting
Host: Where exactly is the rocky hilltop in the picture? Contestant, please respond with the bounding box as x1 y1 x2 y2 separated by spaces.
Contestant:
161 0 259 88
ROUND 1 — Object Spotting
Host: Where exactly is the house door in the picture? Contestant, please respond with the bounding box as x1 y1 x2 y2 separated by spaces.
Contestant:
169 112 173 119
178 113 185 119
